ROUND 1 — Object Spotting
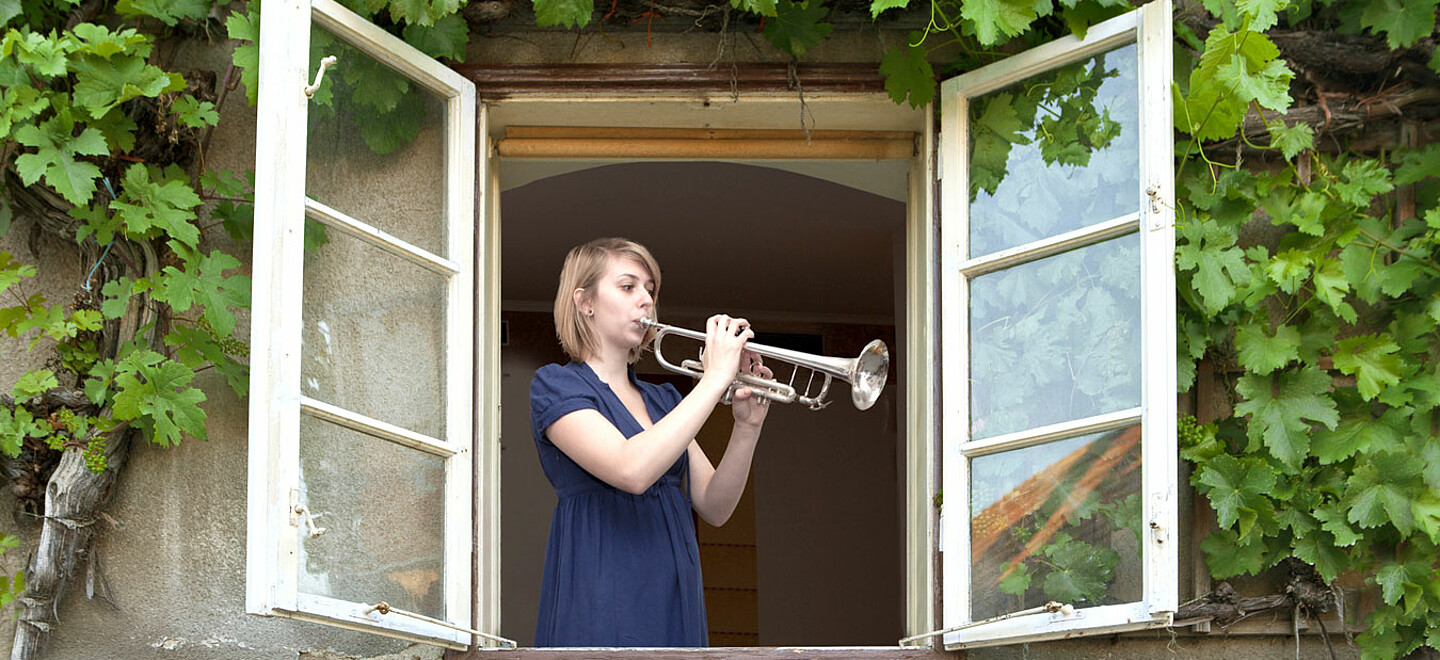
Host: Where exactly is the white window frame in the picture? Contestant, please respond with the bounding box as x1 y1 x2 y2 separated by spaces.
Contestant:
936 0 1176 649
245 0 478 647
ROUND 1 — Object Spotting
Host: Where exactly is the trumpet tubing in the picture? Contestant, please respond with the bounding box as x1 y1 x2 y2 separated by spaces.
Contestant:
639 318 890 411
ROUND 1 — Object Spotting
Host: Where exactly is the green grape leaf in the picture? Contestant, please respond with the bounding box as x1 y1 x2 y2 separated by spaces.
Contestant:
70 23 152 60
89 107 139 153
1177 28 1283 140
1194 453 1275 538
731 0 778 16
533 0 594 28
1236 0 1287 31
998 562 1031 595
1234 367 1339 469
0 251 36 293
1359 0 1438 49
1345 453 1421 534
961 0 1037 46
172 95 218 128
115 0 211 24
5 29 69 78
1313 415 1402 464
1201 529 1268 578
13 116 108 205
1395 143 1440 186
1335 158 1394 207
387 0 461 25
164 324 249 397
1234 322 1300 375
11 369 57 402
100 277 140 319
402 14 468 61
1176 216 1250 315
1040 533 1117 604
1312 260 1357 323
764 0 833 57
1313 505 1363 547
0 83 49 140
153 250 251 336
1215 53 1293 113
72 53 179 119
1267 121 1313 160
0 406 45 457
112 352 208 447
1266 248 1312 294
1332 333 1403 401
1292 531 1348 583
0 0 19 27
226 7 260 106
1058 0 1126 39
111 164 202 247
1376 557 1431 613
870 0 908 18
1413 492 1440 544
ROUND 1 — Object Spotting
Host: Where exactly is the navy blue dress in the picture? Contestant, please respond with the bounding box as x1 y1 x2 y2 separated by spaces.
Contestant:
529 362 708 647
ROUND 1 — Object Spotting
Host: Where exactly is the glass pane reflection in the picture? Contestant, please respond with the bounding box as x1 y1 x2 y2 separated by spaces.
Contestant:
969 236 1139 440
968 44 1139 257
298 416 447 619
305 23 448 257
302 230 447 439
969 426 1142 622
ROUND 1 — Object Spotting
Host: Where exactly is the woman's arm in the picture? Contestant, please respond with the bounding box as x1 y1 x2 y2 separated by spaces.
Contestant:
689 359 771 526
545 315 753 495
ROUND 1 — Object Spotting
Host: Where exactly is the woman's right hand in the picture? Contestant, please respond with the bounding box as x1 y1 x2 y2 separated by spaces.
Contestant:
700 314 753 388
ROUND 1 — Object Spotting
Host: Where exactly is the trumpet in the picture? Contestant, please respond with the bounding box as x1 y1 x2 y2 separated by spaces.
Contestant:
639 318 890 411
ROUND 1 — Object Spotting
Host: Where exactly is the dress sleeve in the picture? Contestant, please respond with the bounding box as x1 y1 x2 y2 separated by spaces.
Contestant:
530 364 601 444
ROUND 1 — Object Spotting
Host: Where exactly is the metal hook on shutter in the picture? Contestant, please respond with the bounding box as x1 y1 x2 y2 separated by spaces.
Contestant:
292 503 328 538
304 56 338 99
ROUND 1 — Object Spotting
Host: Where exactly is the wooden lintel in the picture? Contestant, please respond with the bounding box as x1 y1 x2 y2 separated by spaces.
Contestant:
495 137 916 159
453 63 894 97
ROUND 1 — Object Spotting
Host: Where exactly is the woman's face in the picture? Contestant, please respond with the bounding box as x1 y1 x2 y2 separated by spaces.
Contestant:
583 255 655 353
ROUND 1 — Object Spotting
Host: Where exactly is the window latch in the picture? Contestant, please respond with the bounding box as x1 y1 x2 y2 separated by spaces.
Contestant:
304 55 338 99
292 503 328 538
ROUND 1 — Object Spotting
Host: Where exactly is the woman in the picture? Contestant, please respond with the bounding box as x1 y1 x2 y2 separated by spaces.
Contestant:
529 237 771 647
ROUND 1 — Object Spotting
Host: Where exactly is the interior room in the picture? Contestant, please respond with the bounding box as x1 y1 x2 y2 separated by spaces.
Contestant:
497 160 909 647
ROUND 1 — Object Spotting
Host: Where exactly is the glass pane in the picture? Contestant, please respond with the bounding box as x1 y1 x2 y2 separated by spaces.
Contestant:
969 236 1139 440
969 425 1142 622
302 229 447 439
298 416 448 619
305 23 448 257
968 44 1139 257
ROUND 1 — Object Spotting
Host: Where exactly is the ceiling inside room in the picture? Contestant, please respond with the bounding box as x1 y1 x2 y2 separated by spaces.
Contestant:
499 160 908 325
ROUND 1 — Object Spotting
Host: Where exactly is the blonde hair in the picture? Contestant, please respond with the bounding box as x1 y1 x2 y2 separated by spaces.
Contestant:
554 237 662 363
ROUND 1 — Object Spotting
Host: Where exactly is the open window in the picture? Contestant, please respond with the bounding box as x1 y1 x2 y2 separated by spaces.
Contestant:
936 0 1177 648
245 0 482 647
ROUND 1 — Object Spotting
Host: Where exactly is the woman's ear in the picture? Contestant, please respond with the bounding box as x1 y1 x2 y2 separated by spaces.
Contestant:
573 287 587 314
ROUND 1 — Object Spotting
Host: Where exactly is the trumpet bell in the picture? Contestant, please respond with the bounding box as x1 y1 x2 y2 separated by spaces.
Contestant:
851 339 890 411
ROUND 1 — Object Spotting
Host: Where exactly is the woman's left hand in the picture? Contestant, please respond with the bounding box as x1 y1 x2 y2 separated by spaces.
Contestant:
730 350 771 429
